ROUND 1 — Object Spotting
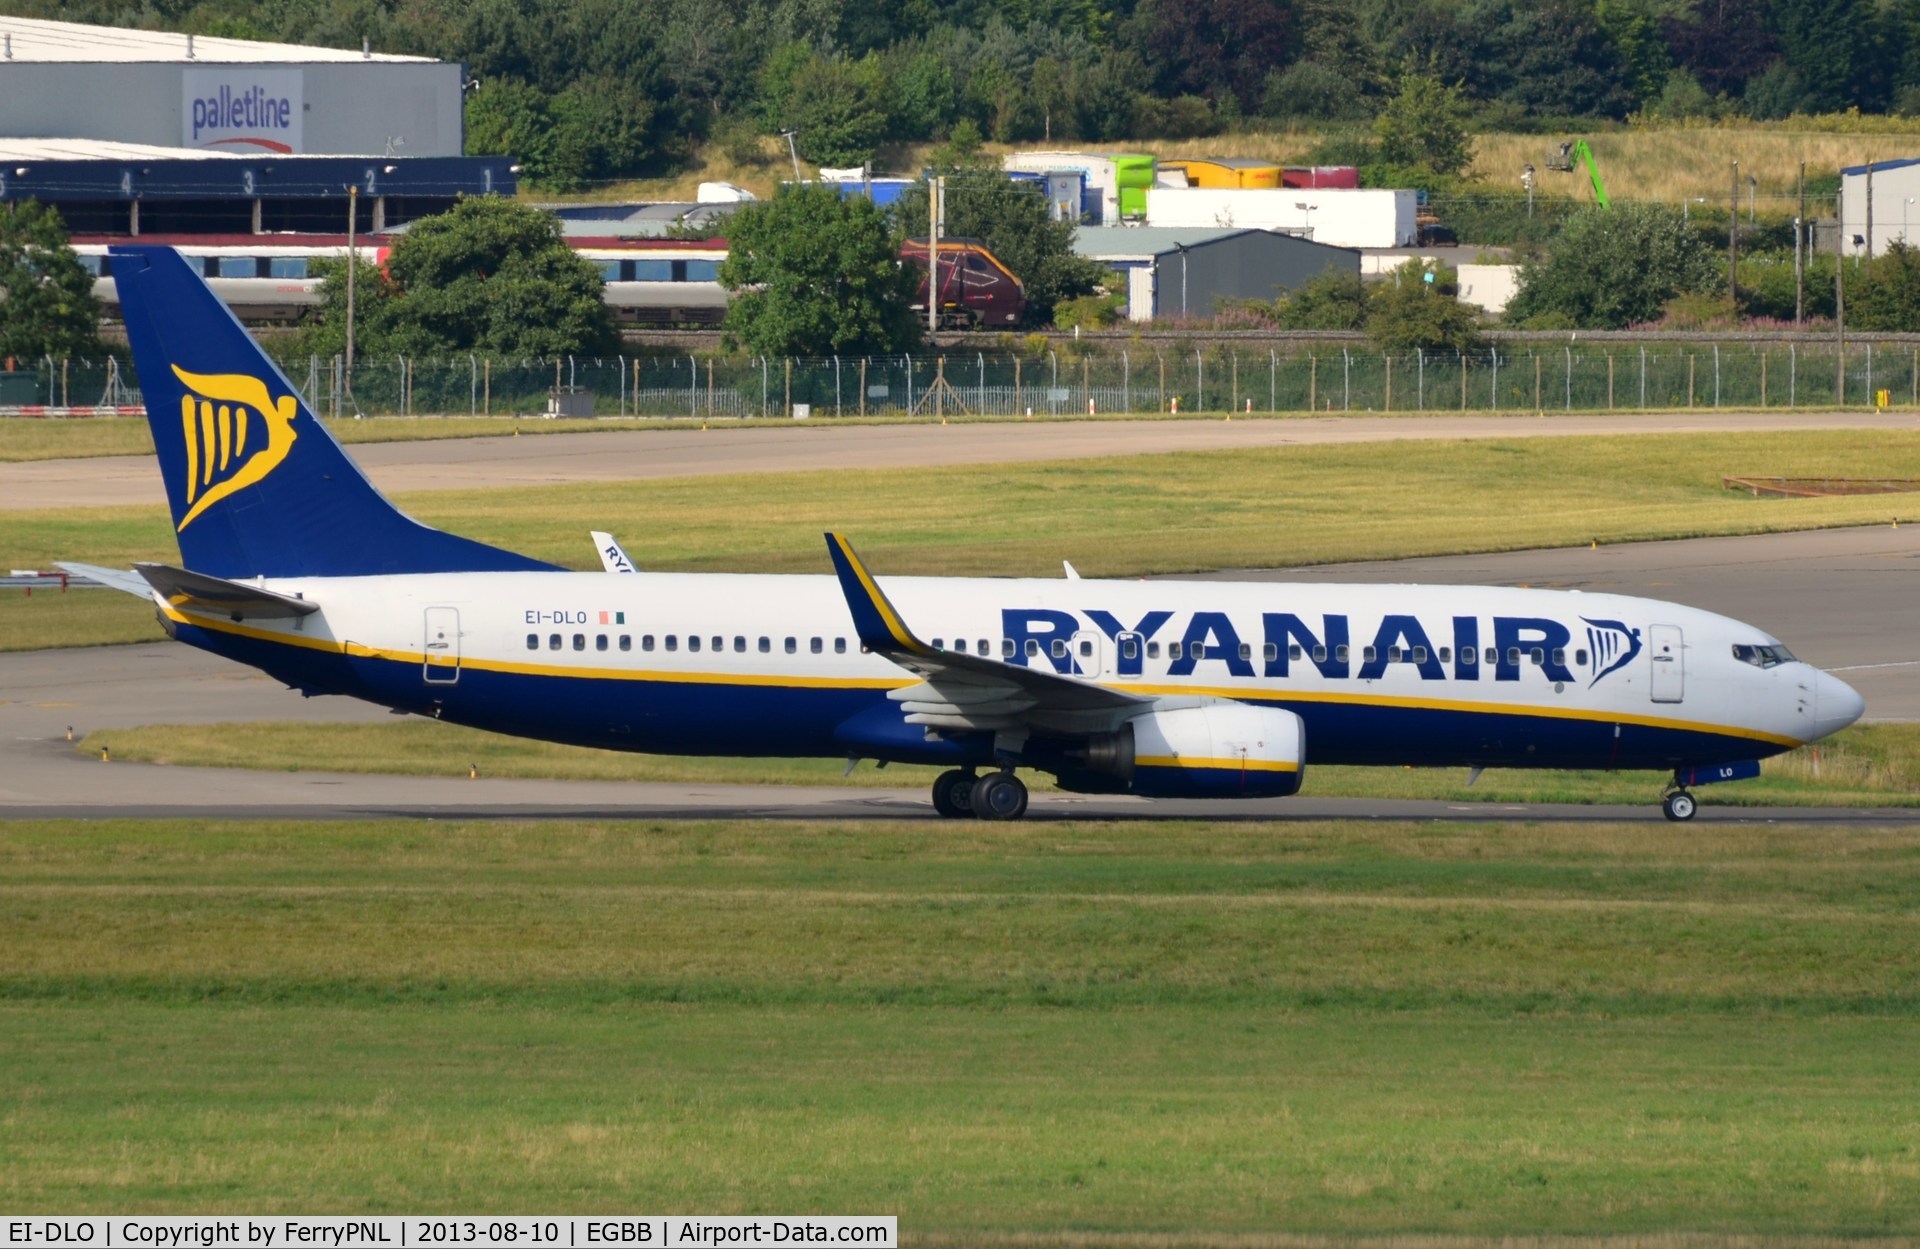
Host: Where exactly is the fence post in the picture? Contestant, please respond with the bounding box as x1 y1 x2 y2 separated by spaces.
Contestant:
1196 349 1204 411
1417 348 1424 411
1269 350 1275 412
857 358 865 417
691 355 699 419
1607 353 1614 410
1384 354 1392 412
977 352 985 414
1565 345 1572 410
1640 346 1646 409
1687 354 1695 407
1158 355 1165 413
1761 352 1768 409
784 357 792 418
1490 349 1498 410
1867 342 1874 401
764 356 771 417
1533 353 1541 412
1014 356 1021 415
471 354 478 417
706 358 714 419
1082 354 1090 413
484 359 491 416
1713 344 1721 407
1789 343 1796 407
1125 350 1131 414
836 355 843 418
1341 348 1350 411
1230 352 1238 414
1309 355 1316 411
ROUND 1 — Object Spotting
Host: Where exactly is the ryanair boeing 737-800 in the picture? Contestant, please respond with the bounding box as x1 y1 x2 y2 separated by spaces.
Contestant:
68 245 1865 821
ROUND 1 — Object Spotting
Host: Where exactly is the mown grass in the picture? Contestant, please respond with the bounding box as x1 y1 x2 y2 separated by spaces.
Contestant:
6 427 1918 650
82 721 1920 809
4 816 1920 1230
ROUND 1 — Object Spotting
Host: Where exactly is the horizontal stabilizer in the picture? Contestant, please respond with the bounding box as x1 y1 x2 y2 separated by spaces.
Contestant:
52 562 153 599
134 563 320 619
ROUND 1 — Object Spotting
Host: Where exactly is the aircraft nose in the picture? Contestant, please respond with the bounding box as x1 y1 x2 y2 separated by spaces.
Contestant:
1810 669 1866 741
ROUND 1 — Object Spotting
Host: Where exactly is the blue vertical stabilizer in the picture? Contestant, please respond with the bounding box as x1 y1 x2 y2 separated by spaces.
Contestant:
111 245 557 578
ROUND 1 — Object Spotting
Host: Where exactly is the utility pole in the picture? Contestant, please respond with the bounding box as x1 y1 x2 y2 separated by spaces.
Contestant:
779 130 801 182
345 184 358 404
1865 160 1875 259
1837 192 1847 405
1729 160 1739 311
1795 162 1805 326
928 176 942 343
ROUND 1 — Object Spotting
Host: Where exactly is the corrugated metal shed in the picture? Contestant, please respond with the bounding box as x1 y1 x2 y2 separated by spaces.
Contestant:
0 15 431 62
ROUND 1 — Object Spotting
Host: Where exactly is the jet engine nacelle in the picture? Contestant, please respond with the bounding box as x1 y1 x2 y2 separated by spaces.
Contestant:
1057 702 1306 799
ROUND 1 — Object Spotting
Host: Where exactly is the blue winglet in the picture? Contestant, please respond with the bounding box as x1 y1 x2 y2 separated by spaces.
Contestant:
825 533 930 657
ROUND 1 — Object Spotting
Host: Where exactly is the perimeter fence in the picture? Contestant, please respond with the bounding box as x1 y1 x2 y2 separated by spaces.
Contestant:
8 343 1920 418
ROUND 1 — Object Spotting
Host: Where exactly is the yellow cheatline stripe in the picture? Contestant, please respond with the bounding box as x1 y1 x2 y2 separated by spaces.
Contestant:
157 606 1799 746
1117 679 1801 748
831 533 925 653
1136 755 1299 773
160 606 909 691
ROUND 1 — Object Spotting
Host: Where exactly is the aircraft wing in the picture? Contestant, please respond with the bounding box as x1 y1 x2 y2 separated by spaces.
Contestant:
825 532 1146 735
132 562 320 620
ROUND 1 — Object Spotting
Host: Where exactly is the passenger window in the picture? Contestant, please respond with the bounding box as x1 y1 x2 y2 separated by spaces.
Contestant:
1551 647 1565 666
1238 643 1252 661
1364 646 1378 664
666 636 678 651
1001 639 1015 657
1387 646 1401 663
1079 640 1093 657
549 634 561 650
1506 647 1521 665
1147 642 1161 658
1530 647 1544 665
1486 647 1499 664
596 635 608 651
712 636 723 652
785 637 797 654
689 636 702 652
978 639 989 655
1264 643 1279 661
835 639 846 653
1576 648 1588 665
953 639 967 654
643 635 655 651
620 636 632 652
1309 645 1324 663
1438 647 1451 663
1169 642 1183 660
1121 638 1138 659
1461 647 1476 664
932 638 945 651
1335 644 1349 663
1026 640 1041 657
810 637 823 654
734 636 746 653
573 634 585 651
526 633 538 651
759 637 770 653
1412 646 1427 663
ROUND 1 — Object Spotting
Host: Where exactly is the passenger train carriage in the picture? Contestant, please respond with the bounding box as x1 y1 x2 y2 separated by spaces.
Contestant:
66 245 1864 822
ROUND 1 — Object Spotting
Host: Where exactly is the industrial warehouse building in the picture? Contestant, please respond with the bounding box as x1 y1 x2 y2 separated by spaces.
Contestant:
0 17 512 234
1075 227 1360 322
1838 157 1920 256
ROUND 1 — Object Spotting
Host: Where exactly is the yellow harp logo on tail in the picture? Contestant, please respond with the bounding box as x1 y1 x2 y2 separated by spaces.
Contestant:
171 365 300 532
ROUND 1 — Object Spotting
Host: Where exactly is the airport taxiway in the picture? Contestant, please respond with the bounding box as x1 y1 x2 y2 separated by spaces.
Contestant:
6 408 1920 510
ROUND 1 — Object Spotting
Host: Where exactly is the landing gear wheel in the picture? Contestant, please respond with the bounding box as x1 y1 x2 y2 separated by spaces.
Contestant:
1662 789 1697 822
970 771 1029 821
931 769 977 819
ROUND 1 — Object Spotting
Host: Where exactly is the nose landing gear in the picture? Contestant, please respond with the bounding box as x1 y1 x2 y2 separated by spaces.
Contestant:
1661 785 1697 821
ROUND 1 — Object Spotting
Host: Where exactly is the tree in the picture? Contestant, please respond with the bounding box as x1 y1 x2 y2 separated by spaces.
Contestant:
1848 242 1920 330
1366 261 1485 351
1127 0 1297 113
1373 61 1474 177
894 173 1109 325
0 201 100 362
782 54 894 167
1505 203 1721 329
302 197 615 359
720 184 922 356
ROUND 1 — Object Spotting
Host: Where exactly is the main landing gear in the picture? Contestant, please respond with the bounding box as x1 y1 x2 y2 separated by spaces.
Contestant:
931 769 1030 821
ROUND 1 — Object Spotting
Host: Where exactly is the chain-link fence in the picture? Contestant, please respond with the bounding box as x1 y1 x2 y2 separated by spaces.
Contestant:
8 344 1920 417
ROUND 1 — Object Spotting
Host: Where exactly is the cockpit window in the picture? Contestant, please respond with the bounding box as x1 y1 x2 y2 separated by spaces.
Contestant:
1732 643 1795 668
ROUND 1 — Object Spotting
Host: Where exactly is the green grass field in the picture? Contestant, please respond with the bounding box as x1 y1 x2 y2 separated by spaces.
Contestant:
82 720 1920 808
7 428 1920 651
4 817 1920 1231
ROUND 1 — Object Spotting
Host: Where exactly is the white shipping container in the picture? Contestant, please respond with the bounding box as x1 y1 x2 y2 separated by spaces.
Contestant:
1144 187 1417 249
